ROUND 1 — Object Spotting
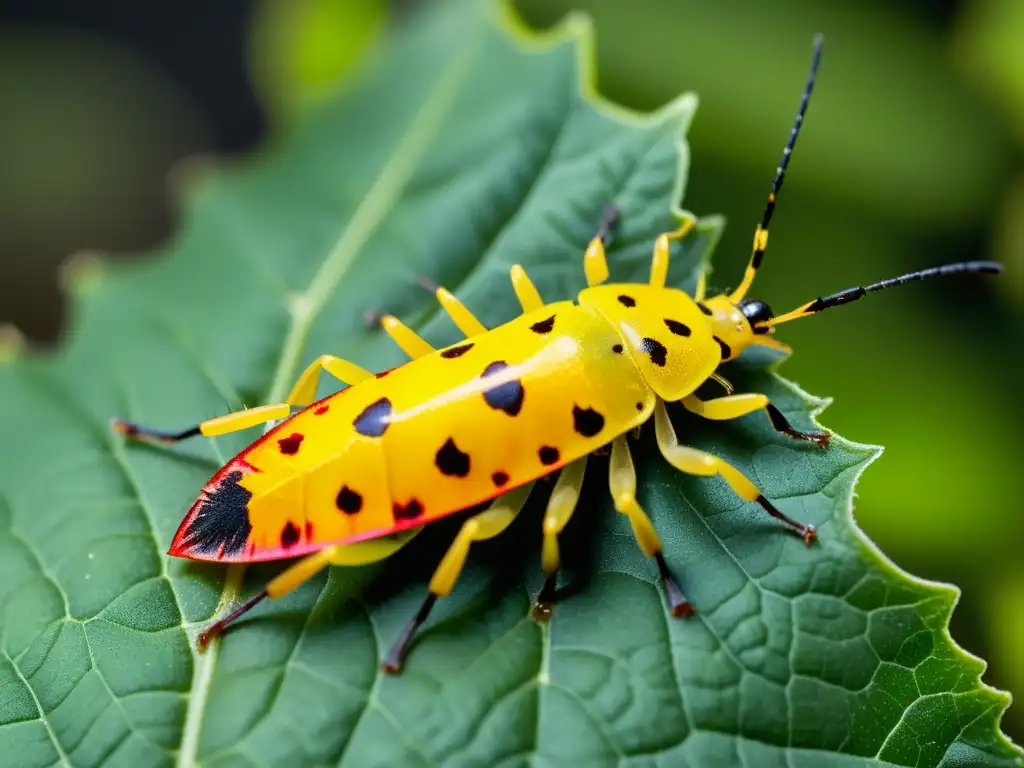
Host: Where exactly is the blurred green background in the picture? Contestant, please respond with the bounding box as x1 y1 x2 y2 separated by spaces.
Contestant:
1 0 1020 741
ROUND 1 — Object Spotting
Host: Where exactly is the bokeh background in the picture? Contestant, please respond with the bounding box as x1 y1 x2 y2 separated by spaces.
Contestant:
1 0 1020 741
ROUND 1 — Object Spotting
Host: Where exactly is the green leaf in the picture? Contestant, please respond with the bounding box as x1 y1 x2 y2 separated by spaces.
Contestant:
0 3 1019 767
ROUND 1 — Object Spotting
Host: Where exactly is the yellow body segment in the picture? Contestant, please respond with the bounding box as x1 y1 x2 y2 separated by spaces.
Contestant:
579 283 721 401
170 300 658 563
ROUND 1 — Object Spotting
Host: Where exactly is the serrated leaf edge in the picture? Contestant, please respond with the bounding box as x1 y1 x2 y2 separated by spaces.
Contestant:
774 370 1020 763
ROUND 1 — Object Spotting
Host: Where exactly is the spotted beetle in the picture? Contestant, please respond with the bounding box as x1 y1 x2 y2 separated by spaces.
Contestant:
114 36 1001 673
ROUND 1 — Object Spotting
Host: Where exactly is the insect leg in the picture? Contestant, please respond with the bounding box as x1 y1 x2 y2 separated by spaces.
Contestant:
750 334 793 355
510 264 544 313
434 287 487 337
682 393 830 448
649 216 697 289
609 435 692 617
285 354 373 406
197 529 421 650
583 203 619 287
654 400 817 545
112 402 291 444
534 456 588 619
115 354 374 443
380 315 435 359
694 271 708 302
382 482 534 674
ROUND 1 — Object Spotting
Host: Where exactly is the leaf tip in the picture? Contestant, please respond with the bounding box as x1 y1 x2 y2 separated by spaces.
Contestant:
167 153 221 203
59 250 108 297
657 90 700 128
0 324 27 363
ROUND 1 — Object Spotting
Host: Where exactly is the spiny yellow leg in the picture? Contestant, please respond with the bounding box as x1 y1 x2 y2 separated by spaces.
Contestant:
752 334 794 356
541 458 587 575
268 529 422 597
114 352 374 442
583 203 620 287
199 404 292 436
682 393 830 448
694 271 709 302
609 435 659 556
383 483 533 674
609 435 691 616
510 264 544 313
328 529 423 564
381 314 435 359
534 457 587 618
650 216 697 288
682 393 768 420
286 353 373 406
709 372 734 395
435 287 487 337
197 530 420 650
428 483 533 596
112 402 292 443
654 400 817 545
584 237 609 287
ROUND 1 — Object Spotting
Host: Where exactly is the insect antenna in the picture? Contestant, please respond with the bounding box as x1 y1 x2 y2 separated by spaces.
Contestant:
763 260 1003 328
730 34 824 302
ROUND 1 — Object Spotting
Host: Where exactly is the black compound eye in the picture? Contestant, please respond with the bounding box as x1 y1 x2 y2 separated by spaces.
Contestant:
739 299 774 328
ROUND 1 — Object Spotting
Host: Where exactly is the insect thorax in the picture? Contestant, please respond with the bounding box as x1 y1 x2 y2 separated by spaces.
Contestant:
578 284 720 402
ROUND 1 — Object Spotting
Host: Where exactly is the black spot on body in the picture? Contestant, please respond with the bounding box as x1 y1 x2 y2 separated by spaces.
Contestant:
612 344 624 354
314 405 329 415
278 432 304 455
393 499 424 520
336 485 363 515
435 437 471 477
491 471 509 487
714 336 733 360
572 405 605 437
697 302 713 316
641 337 668 367
617 294 636 307
538 446 560 465
664 319 691 337
530 315 556 334
636 402 644 411
481 361 524 416
354 397 392 437
178 469 252 557
441 343 474 359
281 521 300 548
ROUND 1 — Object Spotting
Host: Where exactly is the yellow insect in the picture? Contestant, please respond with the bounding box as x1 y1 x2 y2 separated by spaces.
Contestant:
113 36 1001 673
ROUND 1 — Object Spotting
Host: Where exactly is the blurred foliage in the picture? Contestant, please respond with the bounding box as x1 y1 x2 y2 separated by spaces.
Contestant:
989 570 1024 724
956 0 1024 301
249 0 387 120
512 0 1024 741
0 27 208 342
956 0 1024 142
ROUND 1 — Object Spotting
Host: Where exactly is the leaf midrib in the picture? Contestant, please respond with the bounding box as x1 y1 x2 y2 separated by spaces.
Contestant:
174 25 483 768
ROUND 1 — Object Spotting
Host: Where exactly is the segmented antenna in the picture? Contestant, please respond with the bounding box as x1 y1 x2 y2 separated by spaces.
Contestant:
730 35 824 301
766 260 1003 326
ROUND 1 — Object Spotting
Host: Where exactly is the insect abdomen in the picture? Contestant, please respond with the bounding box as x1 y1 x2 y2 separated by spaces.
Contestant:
174 302 655 562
